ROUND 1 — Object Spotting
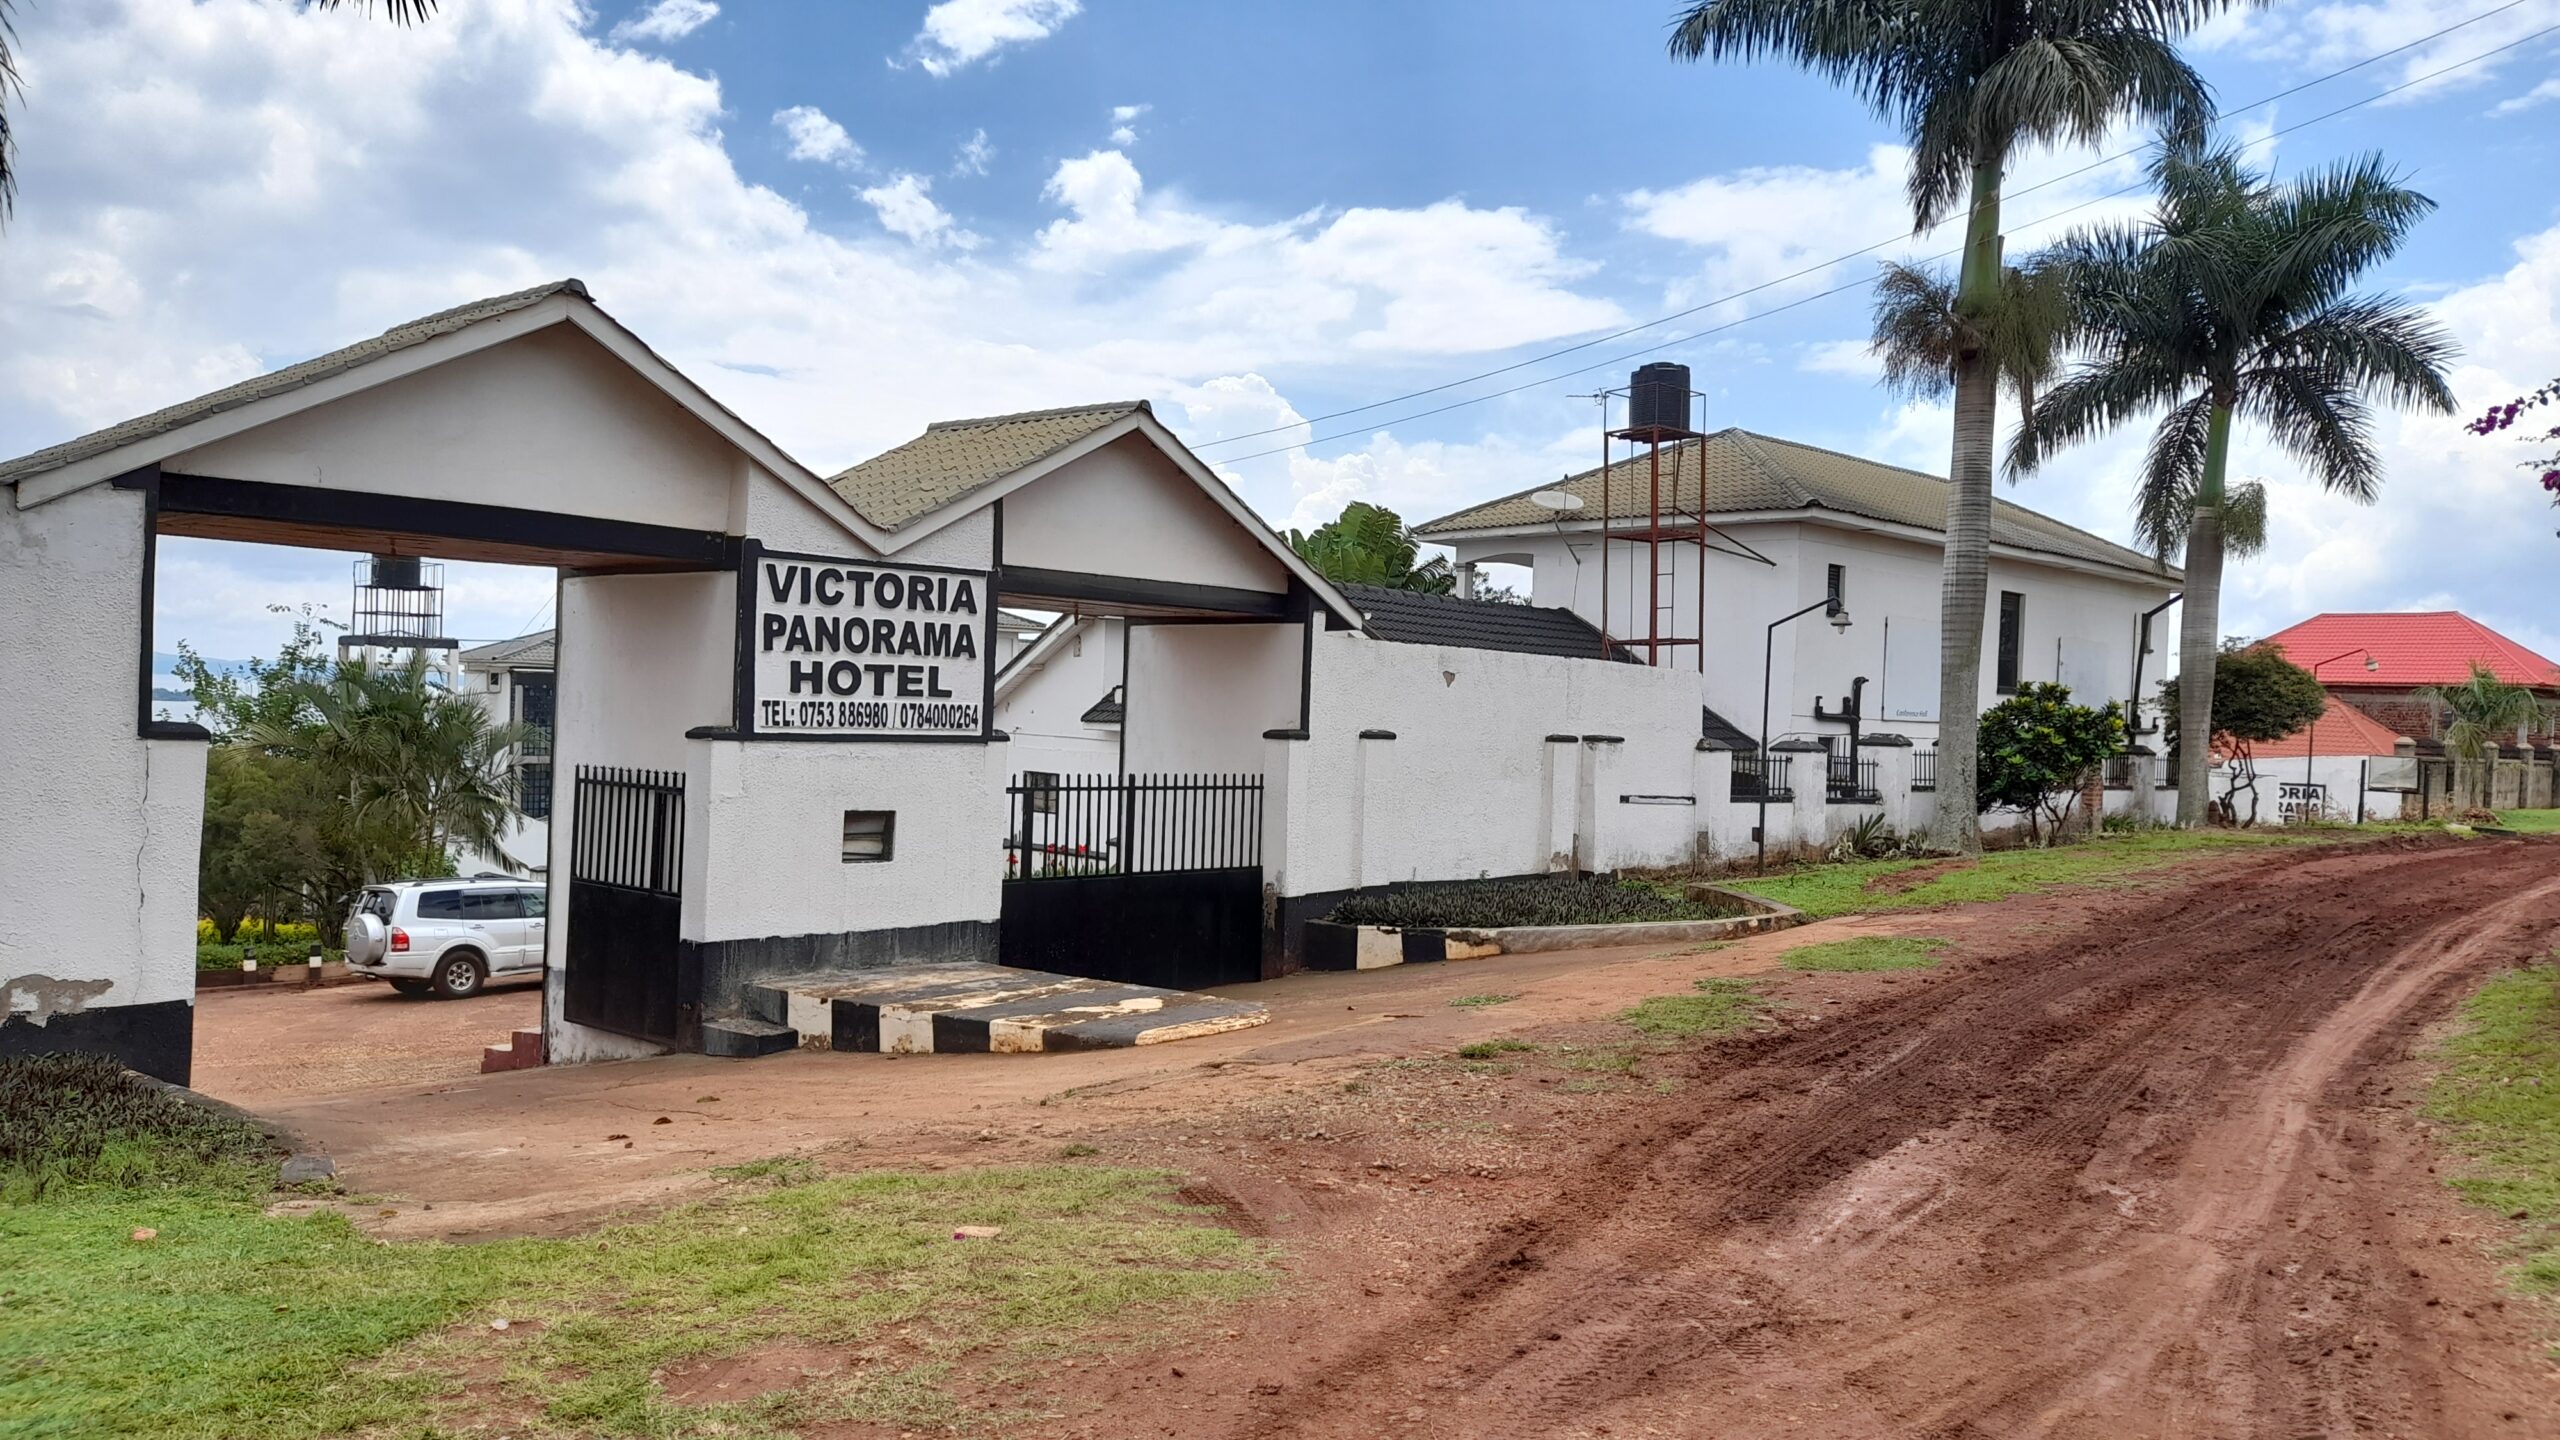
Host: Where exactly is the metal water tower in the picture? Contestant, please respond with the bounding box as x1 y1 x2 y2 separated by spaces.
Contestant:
341 553 458 669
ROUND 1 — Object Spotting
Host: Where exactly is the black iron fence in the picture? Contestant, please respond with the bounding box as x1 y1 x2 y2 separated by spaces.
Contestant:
571 766 684 895
1911 750 1938 792
1826 753 1881 804
2102 754 2136 789
1730 752 1794 803
1005 773 1263 880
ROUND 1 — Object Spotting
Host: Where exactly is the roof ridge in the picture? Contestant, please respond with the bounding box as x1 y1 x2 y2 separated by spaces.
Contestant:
385 279 587 338
1723 430 1818 509
1413 431 1735 533
923 399 1148 433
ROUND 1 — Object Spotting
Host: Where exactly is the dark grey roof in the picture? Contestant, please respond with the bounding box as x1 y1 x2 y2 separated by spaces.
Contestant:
1340 583 1638 663
0 281 590 486
1079 687 1125 725
1700 706 1757 751
459 630 557 669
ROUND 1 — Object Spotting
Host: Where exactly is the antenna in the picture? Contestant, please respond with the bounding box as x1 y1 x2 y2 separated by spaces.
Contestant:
1529 489 1585 515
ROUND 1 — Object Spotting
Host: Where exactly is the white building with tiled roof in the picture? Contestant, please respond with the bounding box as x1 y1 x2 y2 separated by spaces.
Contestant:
458 630 558 876
1418 427 2184 754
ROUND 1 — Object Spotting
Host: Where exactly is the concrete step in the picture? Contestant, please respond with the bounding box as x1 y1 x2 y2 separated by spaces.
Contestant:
478 1028 547 1074
744 963 1267 1056
701 1016 800 1058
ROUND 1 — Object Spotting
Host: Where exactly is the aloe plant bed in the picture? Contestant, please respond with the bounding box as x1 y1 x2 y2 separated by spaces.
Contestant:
1326 876 1753 931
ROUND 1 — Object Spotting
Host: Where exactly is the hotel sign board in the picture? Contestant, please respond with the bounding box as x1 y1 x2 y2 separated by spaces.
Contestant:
747 550 990 739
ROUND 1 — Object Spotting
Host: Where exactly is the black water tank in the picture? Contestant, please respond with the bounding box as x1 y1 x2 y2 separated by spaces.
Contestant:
370 554 424 590
1628 362 1693 433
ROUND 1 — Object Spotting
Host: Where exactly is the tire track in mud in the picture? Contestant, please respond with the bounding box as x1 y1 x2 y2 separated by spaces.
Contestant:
1225 838 2560 1439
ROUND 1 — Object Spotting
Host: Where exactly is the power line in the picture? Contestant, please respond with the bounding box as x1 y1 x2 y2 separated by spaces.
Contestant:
1195 0 2555 457
1210 15 2560 466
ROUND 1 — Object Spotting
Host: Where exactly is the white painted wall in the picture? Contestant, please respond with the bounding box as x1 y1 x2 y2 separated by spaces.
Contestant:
175 327 739 535
993 617 1122 780
1273 629 1703 898
1455 519 2177 749
543 570 734 1063
999 435 1289 593
690 738 1004 943
0 483 205 1029
2212 755 2409 825
1124 623 1302 774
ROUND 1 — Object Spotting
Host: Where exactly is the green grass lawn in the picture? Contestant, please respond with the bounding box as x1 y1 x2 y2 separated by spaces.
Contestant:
2426 963 2560 1300
1781 936 1949 972
1726 826 2378 919
2497 809 2560 835
0 1061 1270 1439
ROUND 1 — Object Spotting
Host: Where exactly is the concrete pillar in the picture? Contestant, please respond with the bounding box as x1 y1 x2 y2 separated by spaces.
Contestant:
1691 742 1735 862
1870 745 1916 837
1540 735 1580 873
1578 735 1624 872
1784 748 1829 853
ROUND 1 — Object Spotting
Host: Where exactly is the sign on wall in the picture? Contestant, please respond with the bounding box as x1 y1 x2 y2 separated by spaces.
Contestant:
748 551 990 738
2277 781 2329 824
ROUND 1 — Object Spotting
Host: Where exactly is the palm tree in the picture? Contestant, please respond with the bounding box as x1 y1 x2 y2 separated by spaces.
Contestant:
1871 255 2069 466
0 0 435 220
252 652 527 869
2421 663 2540 766
1670 0 2228 855
2011 145 2458 820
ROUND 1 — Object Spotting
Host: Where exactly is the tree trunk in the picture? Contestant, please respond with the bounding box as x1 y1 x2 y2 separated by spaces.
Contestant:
1927 164 2007 857
2174 404 2235 824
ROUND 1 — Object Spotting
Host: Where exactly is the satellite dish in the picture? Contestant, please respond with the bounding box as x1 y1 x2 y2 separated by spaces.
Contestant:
1529 489 1586 513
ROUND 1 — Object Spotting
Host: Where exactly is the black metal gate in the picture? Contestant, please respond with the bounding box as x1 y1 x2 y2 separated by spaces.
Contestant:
1001 773 1264 989
564 766 686 1045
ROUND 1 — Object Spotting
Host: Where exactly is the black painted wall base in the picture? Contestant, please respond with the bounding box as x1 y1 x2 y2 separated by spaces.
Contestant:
689 918 1000 1043
1264 871 1558 978
1 1000 194 1086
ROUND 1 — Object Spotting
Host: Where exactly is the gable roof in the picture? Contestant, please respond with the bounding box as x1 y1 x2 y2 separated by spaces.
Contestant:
2241 695 2408 761
2260 612 2560 691
0 279 902 551
1415 427 2172 581
828 402 1147 530
1079 688 1125 726
459 630 557 669
0 281 589 488
1340 583 1638 663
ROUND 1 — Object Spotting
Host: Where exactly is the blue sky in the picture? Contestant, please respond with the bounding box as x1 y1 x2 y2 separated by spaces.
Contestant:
3 0 2557 665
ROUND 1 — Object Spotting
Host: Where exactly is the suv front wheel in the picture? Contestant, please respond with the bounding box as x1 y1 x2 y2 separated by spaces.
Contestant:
432 951 488 1000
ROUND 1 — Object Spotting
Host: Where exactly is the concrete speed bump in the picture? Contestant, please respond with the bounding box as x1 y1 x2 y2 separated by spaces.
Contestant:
742 963 1266 1055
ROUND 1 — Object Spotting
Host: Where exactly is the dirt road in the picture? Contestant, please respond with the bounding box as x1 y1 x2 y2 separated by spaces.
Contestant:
1169 838 2560 1439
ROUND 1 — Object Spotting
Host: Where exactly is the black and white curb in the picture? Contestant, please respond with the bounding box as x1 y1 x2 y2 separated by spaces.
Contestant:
736 963 1268 1055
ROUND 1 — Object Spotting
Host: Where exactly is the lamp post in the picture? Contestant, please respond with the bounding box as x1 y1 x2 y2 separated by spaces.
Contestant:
2304 646 2381 813
1760 596 1852 871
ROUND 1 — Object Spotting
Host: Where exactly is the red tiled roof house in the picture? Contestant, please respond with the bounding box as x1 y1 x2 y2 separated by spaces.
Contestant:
2259 612 2560 751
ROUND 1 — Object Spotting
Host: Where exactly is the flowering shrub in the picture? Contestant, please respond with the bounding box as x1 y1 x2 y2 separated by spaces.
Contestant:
2467 378 2560 513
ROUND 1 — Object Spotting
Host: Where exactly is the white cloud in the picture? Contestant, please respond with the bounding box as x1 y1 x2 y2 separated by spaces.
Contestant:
609 0 716 45
1622 137 2156 312
2492 78 2560 116
2196 0 2558 102
1109 102 1149 146
858 172 979 249
902 0 1079 78
951 127 995 177
772 105 862 168
1797 339 1880 381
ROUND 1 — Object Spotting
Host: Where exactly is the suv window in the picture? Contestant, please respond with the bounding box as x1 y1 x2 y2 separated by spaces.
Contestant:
414 890 467 919
359 889 397 922
463 890 525 921
516 888 547 919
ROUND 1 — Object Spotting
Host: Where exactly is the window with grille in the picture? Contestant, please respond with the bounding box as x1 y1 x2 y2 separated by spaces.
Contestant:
842 810 895 863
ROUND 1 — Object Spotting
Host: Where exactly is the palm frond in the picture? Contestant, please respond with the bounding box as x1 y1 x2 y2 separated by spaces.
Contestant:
2242 365 2383 501
2218 478 2269 559
1870 260 1962 398
2257 294 2460 416
2247 152 2436 321
2132 393 2216 558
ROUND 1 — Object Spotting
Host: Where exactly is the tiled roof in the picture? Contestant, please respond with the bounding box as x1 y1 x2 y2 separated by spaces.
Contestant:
2260 612 2560 691
1415 428 2171 580
827 402 1147 530
1700 706 1757 751
459 630 557 669
1079 688 1125 725
1340 583 1638 663
0 281 589 485
2244 693 2408 760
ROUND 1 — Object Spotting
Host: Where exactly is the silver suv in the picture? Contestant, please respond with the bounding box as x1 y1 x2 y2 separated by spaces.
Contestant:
342 877 549 999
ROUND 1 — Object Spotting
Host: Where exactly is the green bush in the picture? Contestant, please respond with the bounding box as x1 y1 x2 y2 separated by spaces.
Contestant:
1327 875 1750 929
197 942 341 972
0 1054 278 1200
